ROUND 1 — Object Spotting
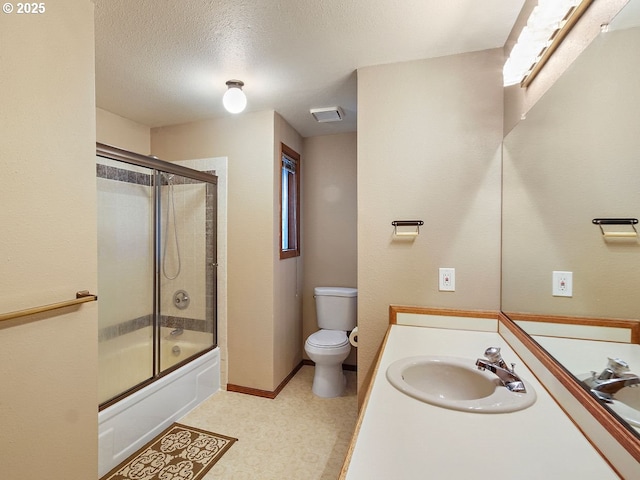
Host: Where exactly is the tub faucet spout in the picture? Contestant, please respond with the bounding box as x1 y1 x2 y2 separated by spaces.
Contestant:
169 327 184 337
475 347 527 393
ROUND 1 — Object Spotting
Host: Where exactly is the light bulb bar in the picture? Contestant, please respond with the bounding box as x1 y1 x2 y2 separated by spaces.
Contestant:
504 0 593 87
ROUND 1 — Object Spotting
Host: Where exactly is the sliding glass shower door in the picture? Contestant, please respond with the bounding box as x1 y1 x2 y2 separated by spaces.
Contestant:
158 172 217 372
97 146 217 407
97 160 155 404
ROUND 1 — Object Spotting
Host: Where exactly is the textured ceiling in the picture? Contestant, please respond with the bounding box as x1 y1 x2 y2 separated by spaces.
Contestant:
95 0 524 137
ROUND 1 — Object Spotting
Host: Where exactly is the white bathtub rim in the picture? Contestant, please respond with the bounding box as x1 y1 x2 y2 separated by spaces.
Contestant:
98 347 220 476
99 347 218 422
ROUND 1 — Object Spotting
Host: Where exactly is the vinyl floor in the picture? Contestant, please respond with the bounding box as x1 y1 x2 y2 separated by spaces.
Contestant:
180 365 358 480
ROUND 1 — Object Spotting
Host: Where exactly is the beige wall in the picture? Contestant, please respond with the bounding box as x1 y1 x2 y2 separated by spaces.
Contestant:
96 107 151 154
151 111 303 391
0 2 98 478
357 49 504 399
273 114 304 386
302 133 358 365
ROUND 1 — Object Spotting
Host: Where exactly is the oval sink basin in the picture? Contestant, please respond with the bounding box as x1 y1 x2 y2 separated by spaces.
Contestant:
386 355 536 413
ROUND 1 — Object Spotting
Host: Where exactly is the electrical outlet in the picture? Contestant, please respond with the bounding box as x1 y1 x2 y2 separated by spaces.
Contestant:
439 268 455 292
552 271 573 297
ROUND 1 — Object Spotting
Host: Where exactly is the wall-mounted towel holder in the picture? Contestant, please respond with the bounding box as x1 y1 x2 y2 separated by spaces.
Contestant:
0 290 98 323
592 218 638 238
392 220 424 237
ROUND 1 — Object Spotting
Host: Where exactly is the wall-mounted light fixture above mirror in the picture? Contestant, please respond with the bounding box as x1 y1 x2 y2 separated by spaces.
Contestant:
504 0 593 87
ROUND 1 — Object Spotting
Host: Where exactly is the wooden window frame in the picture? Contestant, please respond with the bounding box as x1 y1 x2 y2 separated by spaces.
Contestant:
280 143 300 259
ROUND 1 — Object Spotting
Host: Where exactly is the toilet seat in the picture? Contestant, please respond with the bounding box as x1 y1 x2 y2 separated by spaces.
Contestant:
306 330 348 348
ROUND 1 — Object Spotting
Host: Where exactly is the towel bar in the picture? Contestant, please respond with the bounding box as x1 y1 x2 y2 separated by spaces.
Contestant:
392 220 424 237
0 291 97 323
592 218 638 238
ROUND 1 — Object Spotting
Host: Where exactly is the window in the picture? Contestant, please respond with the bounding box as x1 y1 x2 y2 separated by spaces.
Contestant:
280 143 300 259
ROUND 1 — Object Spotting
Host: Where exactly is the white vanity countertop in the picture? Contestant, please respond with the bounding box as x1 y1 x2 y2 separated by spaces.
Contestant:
343 325 619 479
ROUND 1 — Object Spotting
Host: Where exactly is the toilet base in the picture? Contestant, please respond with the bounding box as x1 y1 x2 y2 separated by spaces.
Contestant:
312 363 347 398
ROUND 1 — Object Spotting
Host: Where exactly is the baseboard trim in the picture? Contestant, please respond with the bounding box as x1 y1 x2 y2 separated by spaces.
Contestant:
227 361 304 399
302 358 357 372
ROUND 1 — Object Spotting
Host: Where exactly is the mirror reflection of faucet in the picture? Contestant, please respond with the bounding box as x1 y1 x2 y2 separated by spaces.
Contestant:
475 347 527 393
582 358 640 403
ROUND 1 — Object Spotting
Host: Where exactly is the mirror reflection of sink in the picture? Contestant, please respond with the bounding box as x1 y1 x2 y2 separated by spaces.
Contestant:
577 372 640 428
601 388 640 428
607 396 640 428
386 355 536 413
613 386 640 411
592 385 640 428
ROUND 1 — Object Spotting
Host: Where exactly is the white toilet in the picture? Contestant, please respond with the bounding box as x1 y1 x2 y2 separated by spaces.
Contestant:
305 286 357 397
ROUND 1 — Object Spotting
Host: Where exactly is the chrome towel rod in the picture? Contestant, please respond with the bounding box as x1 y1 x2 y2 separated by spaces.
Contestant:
0 290 97 323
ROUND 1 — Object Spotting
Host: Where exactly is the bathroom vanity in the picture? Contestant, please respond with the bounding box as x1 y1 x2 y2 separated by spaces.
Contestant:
340 316 619 479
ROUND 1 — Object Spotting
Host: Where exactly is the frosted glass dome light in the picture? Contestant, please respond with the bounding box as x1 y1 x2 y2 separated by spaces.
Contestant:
222 80 247 114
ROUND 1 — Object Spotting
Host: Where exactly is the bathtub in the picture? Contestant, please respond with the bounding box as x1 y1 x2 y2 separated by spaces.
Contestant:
98 330 220 477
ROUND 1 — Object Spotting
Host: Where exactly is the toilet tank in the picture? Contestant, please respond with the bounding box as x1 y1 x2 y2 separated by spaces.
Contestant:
314 287 357 331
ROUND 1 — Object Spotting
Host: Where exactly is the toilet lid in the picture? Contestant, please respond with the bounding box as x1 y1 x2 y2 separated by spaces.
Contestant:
307 330 349 348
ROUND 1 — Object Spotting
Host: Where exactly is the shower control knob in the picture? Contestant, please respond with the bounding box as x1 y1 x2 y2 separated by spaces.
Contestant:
173 290 190 310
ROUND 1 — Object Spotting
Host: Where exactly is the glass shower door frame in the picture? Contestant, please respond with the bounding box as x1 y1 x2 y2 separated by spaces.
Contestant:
97 143 217 408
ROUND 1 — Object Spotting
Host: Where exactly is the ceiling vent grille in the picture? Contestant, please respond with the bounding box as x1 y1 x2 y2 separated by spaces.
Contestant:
310 106 344 122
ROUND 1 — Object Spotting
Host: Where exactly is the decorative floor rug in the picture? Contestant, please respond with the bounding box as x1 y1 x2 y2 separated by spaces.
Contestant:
101 422 237 480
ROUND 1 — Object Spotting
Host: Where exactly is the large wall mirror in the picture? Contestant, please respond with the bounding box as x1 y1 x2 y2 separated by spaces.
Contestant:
502 0 640 445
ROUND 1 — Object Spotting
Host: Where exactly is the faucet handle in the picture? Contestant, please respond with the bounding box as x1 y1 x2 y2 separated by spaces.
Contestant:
597 357 631 381
607 357 630 375
484 347 502 363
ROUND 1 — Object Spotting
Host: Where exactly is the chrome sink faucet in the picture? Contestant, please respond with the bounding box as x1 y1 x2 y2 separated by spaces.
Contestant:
476 347 527 393
583 358 640 398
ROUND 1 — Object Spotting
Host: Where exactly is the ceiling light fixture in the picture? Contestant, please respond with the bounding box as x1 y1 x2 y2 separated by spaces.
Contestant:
503 0 593 87
222 80 247 114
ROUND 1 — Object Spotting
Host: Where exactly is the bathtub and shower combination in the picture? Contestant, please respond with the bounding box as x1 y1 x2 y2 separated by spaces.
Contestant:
96 144 221 476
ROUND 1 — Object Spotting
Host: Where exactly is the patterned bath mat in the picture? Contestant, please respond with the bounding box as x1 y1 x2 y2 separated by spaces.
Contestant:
101 422 237 480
